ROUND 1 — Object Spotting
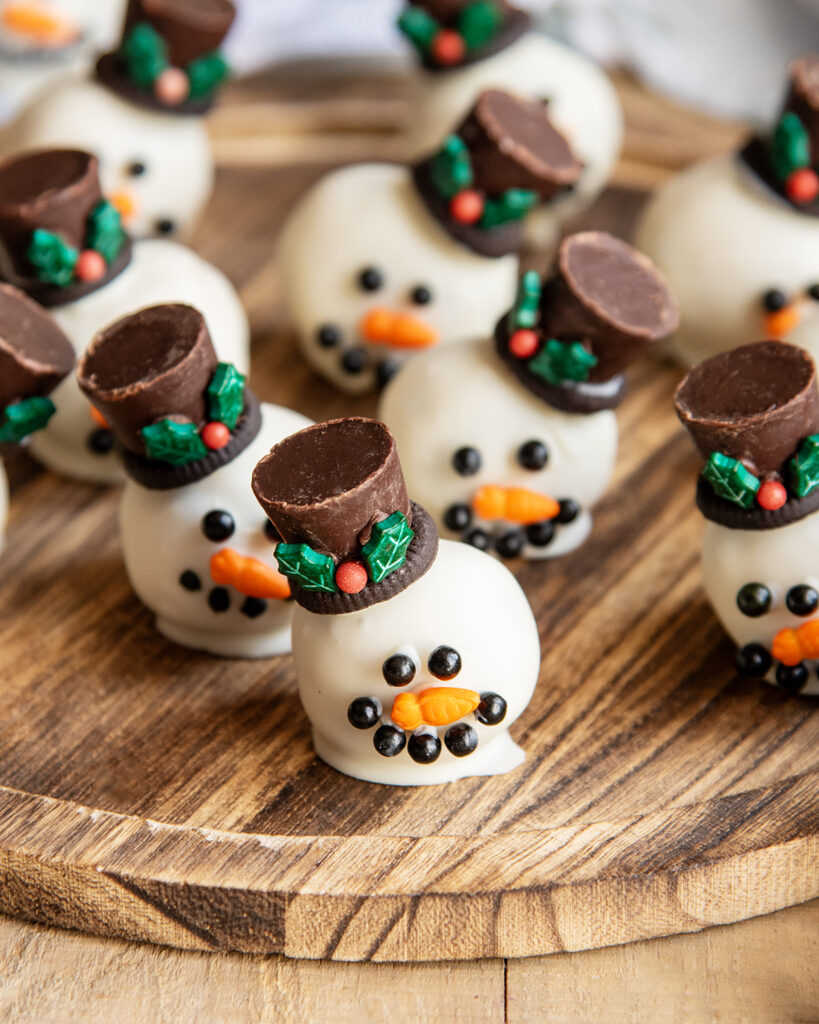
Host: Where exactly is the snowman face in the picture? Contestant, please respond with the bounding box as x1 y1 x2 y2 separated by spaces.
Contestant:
120 403 312 659
6 78 212 237
278 163 518 394
635 155 819 367
380 339 618 560
703 515 819 696
292 539 541 785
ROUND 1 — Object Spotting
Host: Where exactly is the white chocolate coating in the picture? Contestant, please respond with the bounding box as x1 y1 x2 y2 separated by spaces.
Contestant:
30 238 250 485
292 538 541 785
278 162 518 394
2 76 212 238
703 516 819 696
405 32 623 248
380 338 617 560
121 402 312 659
634 155 819 366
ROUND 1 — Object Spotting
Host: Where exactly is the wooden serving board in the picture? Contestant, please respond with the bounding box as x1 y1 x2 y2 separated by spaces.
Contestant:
0 78 816 962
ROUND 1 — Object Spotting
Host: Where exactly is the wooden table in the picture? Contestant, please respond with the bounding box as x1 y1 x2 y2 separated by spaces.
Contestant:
0 65 816 1021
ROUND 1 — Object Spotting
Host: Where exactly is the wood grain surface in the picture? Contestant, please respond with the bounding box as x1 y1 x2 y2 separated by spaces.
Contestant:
0 71 815 963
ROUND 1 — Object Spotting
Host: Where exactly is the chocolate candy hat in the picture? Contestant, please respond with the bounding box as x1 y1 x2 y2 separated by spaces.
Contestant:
78 303 259 489
674 341 819 530
0 283 74 449
397 0 530 70
96 0 236 116
739 55 819 215
494 232 679 413
412 89 583 257
0 149 132 309
252 418 438 614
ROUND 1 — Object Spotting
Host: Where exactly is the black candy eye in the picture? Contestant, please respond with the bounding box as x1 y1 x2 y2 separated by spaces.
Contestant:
736 582 772 617
411 284 432 305
808 284 819 302
202 509 235 542
452 446 481 476
761 289 787 312
358 266 383 292
127 160 146 177
786 584 819 616
156 218 176 235
264 519 282 542
382 653 416 687
316 324 341 348
428 645 461 680
518 439 549 470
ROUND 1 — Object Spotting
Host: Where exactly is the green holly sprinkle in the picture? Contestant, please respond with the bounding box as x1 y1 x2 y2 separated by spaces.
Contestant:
480 188 538 229
512 270 542 329
86 201 126 265
275 543 338 592
790 434 819 498
397 6 440 52
458 0 503 51
141 419 207 466
362 511 415 583
187 52 229 99
27 229 77 287
702 452 760 508
529 338 597 386
771 112 811 183
207 363 245 430
120 23 168 89
0 397 56 444
430 135 474 199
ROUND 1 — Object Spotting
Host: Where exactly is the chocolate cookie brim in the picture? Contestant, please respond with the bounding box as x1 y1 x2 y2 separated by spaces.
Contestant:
122 390 261 490
95 53 215 117
696 475 819 529
411 162 523 259
288 502 439 615
11 239 133 310
418 8 530 71
737 135 819 218
493 317 626 413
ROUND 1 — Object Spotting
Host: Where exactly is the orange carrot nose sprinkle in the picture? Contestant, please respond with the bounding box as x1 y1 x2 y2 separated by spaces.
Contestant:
391 688 480 731
2 4 78 45
772 619 819 665
110 190 137 222
210 549 291 600
472 485 559 525
764 304 801 339
359 308 438 349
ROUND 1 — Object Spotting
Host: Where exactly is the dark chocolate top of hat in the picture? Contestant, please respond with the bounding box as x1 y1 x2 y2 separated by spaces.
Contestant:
0 148 131 307
253 418 437 613
675 341 819 529
0 283 74 410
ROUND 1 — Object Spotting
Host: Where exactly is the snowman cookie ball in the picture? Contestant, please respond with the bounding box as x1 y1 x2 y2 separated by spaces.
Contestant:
674 340 819 697
0 282 74 549
252 417 540 785
279 88 582 394
381 232 679 561
635 56 819 367
78 304 310 658
397 0 622 247
0 147 249 484
2 0 236 238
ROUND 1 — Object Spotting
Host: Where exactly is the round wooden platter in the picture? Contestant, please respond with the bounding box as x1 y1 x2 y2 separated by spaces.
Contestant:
0 166 816 964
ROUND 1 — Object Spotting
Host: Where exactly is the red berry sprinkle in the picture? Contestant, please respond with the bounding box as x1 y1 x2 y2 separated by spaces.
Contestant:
508 329 539 359
431 29 465 66
449 189 484 225
785 167 819 204
757 479 787 511
75 249 106 282
201 421 230 450
335 560 368 594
